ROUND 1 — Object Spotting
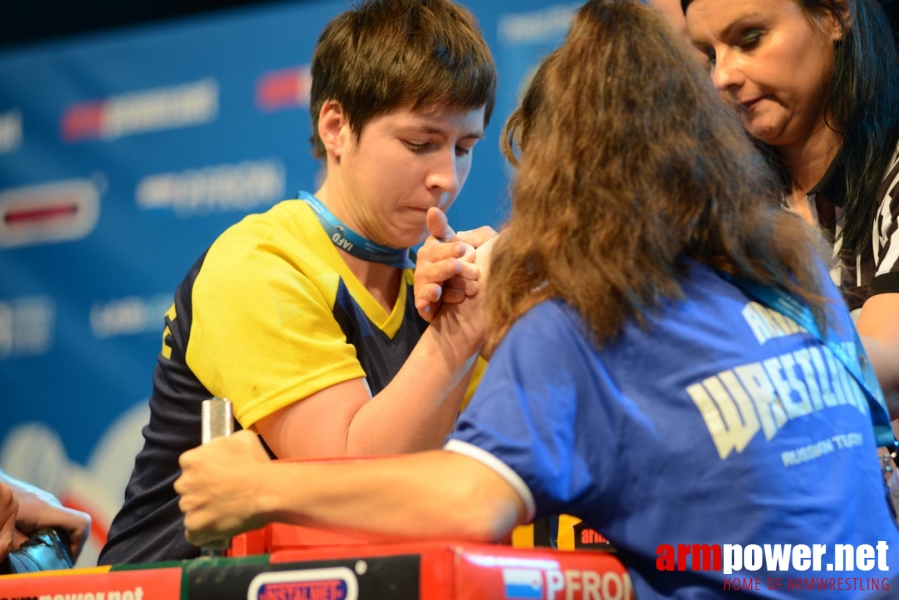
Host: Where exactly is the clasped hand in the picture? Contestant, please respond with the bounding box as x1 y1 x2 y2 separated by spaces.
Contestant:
413 207 497 322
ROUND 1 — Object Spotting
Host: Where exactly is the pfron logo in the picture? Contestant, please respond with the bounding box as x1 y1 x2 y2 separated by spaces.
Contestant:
0 178 101 248
501 567 632 600
135 159 285 217
255 66 312 112
247 567 358 600
0 109 22 154
61 78 218 142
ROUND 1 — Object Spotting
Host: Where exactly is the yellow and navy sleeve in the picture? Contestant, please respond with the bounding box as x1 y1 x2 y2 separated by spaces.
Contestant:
186 204 366 428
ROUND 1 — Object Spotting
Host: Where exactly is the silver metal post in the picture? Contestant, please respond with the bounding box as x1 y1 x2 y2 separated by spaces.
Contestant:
199 397 234 558
201 396 234 444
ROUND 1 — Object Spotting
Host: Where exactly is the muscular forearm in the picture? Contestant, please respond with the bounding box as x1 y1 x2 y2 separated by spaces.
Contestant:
256 281 486 459
258 452 519 542
346 322 479 455
178 433 527 547
0 482 16 563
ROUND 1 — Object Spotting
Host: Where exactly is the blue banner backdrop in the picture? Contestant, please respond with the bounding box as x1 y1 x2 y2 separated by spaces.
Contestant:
0 0 579 565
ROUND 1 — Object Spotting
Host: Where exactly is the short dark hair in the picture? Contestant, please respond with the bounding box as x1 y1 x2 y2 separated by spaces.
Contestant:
308 0 497 159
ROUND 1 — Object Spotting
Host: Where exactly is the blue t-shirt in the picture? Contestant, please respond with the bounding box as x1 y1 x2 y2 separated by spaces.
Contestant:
447 263 899 599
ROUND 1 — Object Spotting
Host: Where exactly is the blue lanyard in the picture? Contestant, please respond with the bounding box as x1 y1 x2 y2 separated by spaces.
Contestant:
725 273 896 448
298 191 414 270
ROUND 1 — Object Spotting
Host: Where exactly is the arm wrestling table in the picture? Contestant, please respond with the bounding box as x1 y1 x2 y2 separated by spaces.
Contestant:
0 524 633 599
1 399 632 599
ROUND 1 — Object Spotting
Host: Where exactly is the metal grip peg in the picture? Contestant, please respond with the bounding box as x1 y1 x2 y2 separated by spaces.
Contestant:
201 396 234 444
199 397 234 558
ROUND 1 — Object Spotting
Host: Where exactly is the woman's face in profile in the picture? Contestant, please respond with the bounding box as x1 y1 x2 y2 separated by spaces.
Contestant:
685 0 841 149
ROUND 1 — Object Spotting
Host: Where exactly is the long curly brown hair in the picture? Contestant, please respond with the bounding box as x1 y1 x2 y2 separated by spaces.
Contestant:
486 0 833 351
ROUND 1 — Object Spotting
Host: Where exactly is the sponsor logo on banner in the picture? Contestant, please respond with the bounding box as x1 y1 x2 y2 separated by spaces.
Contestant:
247 567 359 600
135 159 285 217
0 108 23 154
90 293 172 339
497 4 580 47
61 78 218 142
0 296 55 359
0 178 101 248
256 65 312 111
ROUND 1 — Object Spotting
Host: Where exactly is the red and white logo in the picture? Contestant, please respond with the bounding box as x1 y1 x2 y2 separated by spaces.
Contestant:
61 78 219 142
656 542 893 594
0 178 101 248
255 65 312 112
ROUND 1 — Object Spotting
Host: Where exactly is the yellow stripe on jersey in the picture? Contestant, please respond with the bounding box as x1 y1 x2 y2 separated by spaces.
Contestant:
462 356 489 412
161 302 177 359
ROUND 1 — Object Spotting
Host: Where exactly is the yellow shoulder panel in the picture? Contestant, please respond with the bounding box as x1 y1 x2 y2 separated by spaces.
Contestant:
186 201 366 428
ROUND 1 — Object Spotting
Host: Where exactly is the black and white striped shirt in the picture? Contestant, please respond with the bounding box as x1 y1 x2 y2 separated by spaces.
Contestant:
808 146 899 312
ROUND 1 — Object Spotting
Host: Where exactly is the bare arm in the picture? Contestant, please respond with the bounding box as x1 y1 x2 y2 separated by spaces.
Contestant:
255 266 486 458
255 331 479 457
176 430 525 546
857 292 899 418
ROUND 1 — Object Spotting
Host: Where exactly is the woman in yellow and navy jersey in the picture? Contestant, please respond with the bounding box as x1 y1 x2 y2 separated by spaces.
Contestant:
99 0 496 564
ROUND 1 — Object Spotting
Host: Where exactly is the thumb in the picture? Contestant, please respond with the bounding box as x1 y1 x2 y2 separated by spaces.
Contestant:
426 207 456 242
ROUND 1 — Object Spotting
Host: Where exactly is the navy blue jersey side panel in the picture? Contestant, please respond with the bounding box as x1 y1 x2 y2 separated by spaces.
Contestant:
332 279 428 395
99 251 212 564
